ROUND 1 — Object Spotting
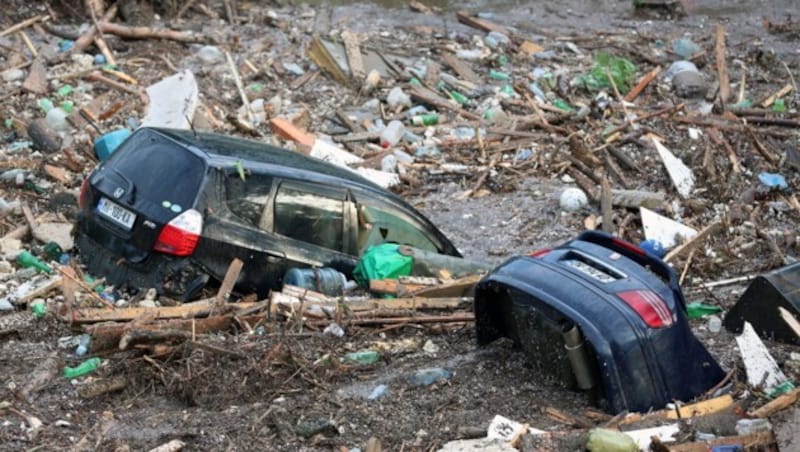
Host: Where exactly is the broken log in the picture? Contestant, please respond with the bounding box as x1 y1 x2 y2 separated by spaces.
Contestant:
215 258 244 307
94 21 204 43
69 299 258 323
715 24 730 104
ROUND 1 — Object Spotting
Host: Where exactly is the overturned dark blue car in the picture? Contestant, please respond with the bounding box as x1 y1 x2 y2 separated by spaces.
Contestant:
474 231 725 414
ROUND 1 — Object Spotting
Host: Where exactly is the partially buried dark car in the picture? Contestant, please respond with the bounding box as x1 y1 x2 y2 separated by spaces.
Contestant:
76 127 461 299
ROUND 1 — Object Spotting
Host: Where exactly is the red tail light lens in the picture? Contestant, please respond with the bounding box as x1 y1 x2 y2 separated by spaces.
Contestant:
79 178 90 209
611 237 646 257
529 249 551 258
154 209 203 256
617 290 673 328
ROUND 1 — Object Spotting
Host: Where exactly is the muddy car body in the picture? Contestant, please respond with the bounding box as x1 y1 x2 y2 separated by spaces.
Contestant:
474 231 725 414
76 127 460 299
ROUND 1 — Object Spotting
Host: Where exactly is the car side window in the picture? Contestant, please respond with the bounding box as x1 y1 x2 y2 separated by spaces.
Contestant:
357 204 439 254
225 173 273 228
274 185 345 252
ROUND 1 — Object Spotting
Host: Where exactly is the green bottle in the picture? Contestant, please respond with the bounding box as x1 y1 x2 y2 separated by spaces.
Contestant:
553 99 573 112
448 90 469 105
686 302 723 320
63 357 101 378
342 350 380 365
30 300 46 318
16 251 52 274
411 114 439 126
773 98 787 113
488 69 511 81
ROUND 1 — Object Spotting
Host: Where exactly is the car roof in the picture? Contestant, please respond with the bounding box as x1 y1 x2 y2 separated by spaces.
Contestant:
145 127 382 190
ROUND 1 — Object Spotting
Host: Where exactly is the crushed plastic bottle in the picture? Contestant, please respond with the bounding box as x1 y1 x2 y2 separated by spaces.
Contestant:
484 31 510 49
735 418 772 436
30 299 46 318
707 315 722 333
45 107 70 132
387 87 412 109
75 334 92 357
672 37 701 59
342 350 380 365
411 114 439 126
380 120 405 148
409 367 453 386
368 384 388 400
196 45 224 64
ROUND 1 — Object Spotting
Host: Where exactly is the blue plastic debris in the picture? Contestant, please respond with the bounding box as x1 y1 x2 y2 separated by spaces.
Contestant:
94 54 106 65
639 239 666 258
94 129 132 161
758 172 789 191
59 40 74 52
409 368 452 386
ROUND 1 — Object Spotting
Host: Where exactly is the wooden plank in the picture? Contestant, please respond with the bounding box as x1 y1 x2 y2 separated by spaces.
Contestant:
668 394 734 419
441 53 480 84
341 30 365 80
778 306 800 339
215 258 243 306
307 35 350 86
667 431 775 452
456 10 509 35
410 274 484 298
750 388 800 418
715 24 730 104
70 300 259 323
369 279 429 296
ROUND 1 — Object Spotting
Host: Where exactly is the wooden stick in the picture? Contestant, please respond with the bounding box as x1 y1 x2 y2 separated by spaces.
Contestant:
18 31 37 58
87 2 116 67
215 258 244 307
72 5 118 53
175 0 198 19
315 312 474 326
707 128 742 173
57 266 115 309
624 66 661 102
226 52 254 124
95 21 204 43
759 84 793 108
715 24 731 104
778 306 800 339
0 15 49 39
750 388 800 418
664 222 722 263
85 71 142 96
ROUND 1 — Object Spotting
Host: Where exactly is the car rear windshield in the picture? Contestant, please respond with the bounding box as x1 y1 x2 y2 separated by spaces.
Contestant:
110 133 205 208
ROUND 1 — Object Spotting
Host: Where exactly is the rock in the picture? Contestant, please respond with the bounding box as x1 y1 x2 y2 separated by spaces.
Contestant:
673 70 707 98
0 237 22 258
22 59 48 95
32 223 74 251
1 68 25 82
294 417 338 438
27 119 62 153
775 406 800 451
559 188 588 211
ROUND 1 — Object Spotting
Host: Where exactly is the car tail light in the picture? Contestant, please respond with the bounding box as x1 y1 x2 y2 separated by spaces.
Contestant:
154 209 203 256
611 237 646 257
529 249 551 258
79 178 90 209
617 290 673 328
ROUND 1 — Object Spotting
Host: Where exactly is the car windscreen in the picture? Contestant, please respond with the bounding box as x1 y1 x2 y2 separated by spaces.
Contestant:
109 133 206 208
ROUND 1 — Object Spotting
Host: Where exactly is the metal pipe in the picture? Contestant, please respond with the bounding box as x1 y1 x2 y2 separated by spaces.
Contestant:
562 322 597 390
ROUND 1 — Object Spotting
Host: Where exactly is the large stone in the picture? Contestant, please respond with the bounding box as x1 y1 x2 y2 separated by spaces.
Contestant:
32 222 74 251
22 59 48 95
27 119 62 153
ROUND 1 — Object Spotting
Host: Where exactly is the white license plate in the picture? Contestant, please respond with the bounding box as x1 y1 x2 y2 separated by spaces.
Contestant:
97 197 136 230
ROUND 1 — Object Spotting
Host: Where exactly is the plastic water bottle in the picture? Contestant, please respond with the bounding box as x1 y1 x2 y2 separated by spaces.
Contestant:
45 107 70 132
707 315 722 334
75 334 92 357
380 120 405 148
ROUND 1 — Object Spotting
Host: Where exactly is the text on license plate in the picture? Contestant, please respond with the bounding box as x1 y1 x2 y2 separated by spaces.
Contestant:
97 197 136 230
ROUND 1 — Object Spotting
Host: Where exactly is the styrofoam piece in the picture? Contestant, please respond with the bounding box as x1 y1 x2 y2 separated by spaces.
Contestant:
736 321 788 391
640 207 698 249
353 167 400 189
487 415 527 443
140 70 199 130
309 139 364 166
651 137 695 198
624 423 680 451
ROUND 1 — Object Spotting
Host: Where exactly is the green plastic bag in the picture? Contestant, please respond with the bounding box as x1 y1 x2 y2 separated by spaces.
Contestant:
353 244 414 288
574 53 637 94
686 302 723 320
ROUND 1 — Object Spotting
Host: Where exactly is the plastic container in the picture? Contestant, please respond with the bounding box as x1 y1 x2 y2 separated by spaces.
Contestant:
30 300 46 318
283 267 347 296
380 120 405 148
45 107 70 132
586 428 638 452
735 418 772 436
94 129 132 161
386 87 411 109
